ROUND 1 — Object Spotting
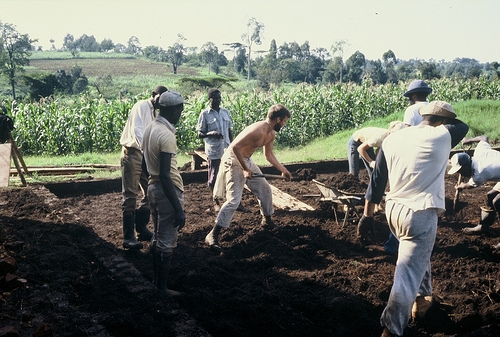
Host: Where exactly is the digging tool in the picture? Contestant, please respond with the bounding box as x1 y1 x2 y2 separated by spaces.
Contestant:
252 173 287 180
453 173 462 211
452 143 472 212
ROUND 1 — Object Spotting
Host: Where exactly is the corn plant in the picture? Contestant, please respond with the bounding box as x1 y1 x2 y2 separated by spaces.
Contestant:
4 77 500 155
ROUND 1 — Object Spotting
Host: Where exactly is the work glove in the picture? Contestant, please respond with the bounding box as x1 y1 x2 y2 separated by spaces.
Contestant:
357 215 375 245
174 211 186 231
369 161 376 169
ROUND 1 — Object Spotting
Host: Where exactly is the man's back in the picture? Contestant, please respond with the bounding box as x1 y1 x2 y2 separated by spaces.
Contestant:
383 124 452 212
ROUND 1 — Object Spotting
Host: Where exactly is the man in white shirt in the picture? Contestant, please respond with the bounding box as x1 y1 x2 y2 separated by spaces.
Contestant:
448 135 500 234
358 101 468 337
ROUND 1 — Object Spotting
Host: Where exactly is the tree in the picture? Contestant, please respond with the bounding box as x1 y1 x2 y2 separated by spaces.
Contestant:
242 18 264 80
0 21 37 99
143 45 163 61
200 42 218 74
167 34 186 74
255 39 283 88
395 60 416 81
368 60 388 84
73 34 100 52
55 65 88 94
63 34 75 50
125 36 141 55
312 47 330 63
100 38 115 52
382 49 398 83
418 61 441 80
322 56 344 84
223 42 244 63
233 47 247 74
331 40 349 84
22 73 59 101
62 33 79 57
345 51 366 84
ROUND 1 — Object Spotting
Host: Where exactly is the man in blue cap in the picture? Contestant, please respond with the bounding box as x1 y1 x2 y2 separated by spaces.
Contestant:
449 135 500 234
403 80 433 127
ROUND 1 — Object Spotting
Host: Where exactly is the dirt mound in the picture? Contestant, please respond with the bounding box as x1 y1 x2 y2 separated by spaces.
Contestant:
293 168 317 181
1 170 499 336
317 172 368 194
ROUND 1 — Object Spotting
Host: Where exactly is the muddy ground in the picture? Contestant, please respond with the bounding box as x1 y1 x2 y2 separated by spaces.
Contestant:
0 166 499 337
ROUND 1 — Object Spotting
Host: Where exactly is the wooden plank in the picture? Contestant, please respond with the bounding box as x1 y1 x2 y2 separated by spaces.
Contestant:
0 143 11 187
244 179 315 211
268 184 315 211
10 165 120 176
194 149 208 161
186 150 208 170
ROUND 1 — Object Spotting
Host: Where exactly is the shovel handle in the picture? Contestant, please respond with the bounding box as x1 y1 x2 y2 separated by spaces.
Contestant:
453 173 462 210
252 173 287 180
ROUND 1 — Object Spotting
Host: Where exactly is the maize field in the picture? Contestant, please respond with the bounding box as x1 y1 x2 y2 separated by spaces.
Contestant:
5 77 500 156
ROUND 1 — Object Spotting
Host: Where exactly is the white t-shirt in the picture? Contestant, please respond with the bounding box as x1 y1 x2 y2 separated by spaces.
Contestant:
403 101 428 126
382 124 452 213
468 141 500 187
119 99 156 149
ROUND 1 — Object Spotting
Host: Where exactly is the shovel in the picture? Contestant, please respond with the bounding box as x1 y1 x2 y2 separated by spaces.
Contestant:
251 173 287 180
453 173 462 212
453 143 473 212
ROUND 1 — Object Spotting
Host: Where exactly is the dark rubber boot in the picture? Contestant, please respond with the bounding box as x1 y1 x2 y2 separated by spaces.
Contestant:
205 224 222 251
135 208 153 241
236 203 251 213
486 190 500 209
154 251 182 296
122 212 143 249
261 215 277 228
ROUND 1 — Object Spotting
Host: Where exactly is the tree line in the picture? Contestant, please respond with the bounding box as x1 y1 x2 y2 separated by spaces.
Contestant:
2 18 500 101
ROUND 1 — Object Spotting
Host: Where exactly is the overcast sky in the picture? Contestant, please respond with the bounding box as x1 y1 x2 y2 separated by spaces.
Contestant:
2 0 499 63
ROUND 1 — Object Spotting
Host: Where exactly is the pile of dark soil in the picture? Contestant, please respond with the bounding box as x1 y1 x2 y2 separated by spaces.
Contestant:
317 172 368 194
1 168 499 337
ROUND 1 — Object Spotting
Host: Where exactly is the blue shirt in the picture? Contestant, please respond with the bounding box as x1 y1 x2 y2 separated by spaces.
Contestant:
197 107 233 160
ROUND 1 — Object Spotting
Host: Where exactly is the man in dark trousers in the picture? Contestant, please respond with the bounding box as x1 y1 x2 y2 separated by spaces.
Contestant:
119 85 168 249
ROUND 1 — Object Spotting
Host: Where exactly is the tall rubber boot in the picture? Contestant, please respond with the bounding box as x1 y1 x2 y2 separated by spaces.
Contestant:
205 224 222 251
135 208 153 242
463 207 496 235
491 192 500 220
486 190 500 209
122 212 143 249
153 251 182 296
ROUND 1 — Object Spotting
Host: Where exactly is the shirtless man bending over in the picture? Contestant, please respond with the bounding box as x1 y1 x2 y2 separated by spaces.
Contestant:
205 104 292 250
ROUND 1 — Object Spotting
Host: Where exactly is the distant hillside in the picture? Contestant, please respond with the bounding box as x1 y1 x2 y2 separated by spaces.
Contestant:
27 58 200 77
